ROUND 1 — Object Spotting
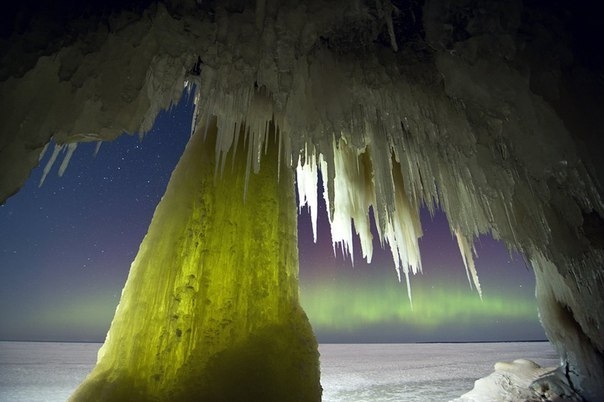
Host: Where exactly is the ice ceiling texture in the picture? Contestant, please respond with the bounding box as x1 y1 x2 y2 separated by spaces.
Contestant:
1 0 603 400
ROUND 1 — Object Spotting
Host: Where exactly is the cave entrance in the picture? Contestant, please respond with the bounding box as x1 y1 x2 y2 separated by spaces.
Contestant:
0 93 543 344
0 92 546 400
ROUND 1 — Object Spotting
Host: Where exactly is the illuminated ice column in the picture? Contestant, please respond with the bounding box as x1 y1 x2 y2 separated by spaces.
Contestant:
70 118 321 402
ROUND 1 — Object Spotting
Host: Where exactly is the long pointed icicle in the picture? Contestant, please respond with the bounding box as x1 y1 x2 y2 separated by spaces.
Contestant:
454 229 483 299
296 145 319 242
58 143 78 177
39 143 63 186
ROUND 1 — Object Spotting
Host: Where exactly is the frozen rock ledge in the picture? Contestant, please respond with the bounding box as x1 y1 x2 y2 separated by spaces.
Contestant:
453 359 583 402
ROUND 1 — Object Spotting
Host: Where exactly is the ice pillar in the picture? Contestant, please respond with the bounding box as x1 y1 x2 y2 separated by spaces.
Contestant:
70 118 321 401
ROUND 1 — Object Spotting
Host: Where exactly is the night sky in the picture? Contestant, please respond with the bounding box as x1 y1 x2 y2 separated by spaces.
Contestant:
0 93 546 343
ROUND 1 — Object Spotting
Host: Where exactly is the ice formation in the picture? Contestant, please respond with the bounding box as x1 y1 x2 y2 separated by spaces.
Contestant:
70 118 320 401
1 0 604 400
39 143 79 185
453 359 582 402
39 143 64 186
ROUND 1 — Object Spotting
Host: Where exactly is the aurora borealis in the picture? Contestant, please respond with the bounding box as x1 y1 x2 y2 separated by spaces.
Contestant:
297 178 544 342
0 95 545 343
301 277 541 342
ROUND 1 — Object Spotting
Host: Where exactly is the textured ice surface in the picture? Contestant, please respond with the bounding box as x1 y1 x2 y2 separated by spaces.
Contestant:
69 121 320 401
0 341 558 402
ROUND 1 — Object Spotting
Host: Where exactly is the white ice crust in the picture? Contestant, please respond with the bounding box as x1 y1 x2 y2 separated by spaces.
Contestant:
453 359 582 402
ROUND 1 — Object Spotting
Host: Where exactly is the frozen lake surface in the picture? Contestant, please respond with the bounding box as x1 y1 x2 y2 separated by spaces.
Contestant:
0 341 558 401
319 342 558 401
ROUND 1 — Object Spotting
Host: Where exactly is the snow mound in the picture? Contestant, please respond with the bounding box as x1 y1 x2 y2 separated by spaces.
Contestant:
452 359 583 402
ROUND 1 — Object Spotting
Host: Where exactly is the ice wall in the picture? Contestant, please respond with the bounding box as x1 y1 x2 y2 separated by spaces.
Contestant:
1 0 603 399
70 118 320 401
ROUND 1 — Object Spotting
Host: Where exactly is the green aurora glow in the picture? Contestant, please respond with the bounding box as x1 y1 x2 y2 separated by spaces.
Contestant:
300 276 539 334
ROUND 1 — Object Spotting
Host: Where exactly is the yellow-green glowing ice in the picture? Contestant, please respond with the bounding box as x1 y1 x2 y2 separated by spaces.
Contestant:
71 119 320 401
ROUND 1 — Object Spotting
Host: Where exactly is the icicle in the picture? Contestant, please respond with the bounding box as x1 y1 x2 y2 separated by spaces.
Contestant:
190 84 202 138
319 154 332 224
454 228 483 299
38 142 49 162
93 141 102 157
296 145 319 242
404 270 413 309
39 143 63 186
58 143 78 177
382 176 423 281
329 137 363 263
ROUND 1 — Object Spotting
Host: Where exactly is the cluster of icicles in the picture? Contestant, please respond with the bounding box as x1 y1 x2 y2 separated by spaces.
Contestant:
293 129 482 306
38 81 483 306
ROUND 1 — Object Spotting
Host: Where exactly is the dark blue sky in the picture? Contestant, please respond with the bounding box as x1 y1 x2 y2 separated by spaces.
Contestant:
0 93 545 343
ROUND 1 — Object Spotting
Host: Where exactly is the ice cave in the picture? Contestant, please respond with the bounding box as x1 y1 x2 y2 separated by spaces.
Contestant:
1 0 603 400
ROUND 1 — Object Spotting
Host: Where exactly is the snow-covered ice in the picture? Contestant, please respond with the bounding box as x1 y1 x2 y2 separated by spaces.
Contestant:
0 342 98 402
0 341 558 402
319 342 558 402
